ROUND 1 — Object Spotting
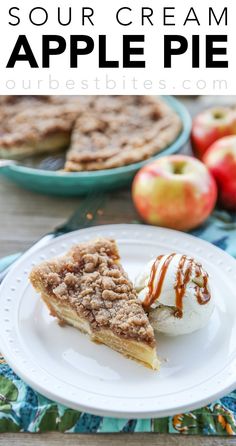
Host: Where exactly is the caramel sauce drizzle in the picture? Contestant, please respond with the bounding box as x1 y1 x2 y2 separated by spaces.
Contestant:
195 263 211 305
143 253 211 318
143 253 175 309
174 255 193 318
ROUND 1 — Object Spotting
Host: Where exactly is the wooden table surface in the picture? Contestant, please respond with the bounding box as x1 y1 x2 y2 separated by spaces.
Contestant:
0 97 235 445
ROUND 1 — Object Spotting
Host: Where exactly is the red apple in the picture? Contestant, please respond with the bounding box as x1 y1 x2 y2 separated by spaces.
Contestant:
203 135 236 210
191 107 236 159
132 155 217 231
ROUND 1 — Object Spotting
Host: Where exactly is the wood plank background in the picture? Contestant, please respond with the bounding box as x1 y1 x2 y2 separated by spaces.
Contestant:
0 433 235 446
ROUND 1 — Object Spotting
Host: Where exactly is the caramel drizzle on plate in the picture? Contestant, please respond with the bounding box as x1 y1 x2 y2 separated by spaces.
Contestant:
143 254 211 318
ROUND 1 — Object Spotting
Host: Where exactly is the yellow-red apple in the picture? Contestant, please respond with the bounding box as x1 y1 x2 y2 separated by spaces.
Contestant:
203 135 236 211
132 155 217 231
191 107 236 159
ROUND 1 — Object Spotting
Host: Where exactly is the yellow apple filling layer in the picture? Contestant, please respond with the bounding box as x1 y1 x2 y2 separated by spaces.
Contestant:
42 293 159 370
0 134 70 159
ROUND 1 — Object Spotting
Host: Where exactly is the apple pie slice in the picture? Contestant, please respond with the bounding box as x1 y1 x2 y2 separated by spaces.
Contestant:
29 238 159 370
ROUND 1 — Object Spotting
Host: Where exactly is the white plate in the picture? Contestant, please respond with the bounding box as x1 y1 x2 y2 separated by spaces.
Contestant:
0 224 236 419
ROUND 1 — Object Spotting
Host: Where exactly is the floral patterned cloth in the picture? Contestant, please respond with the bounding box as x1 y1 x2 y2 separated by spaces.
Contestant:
0 210 236 434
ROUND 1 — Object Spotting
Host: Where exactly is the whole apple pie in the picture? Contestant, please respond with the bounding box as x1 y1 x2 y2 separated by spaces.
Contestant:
0 95 182 171
29 238 159 369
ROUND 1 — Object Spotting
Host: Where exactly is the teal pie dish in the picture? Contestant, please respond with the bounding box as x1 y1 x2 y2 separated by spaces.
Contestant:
0 96 191 196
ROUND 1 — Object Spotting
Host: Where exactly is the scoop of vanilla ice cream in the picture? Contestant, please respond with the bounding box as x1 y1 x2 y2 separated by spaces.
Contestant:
135 253 214 336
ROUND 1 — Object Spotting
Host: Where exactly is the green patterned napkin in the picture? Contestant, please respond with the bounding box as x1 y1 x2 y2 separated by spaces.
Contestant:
0 210 236 435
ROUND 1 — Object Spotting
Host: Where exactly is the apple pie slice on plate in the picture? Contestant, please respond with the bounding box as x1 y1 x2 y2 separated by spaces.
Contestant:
29 238 159 370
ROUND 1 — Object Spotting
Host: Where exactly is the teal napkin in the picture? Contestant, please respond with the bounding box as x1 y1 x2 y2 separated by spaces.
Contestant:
0 210 236 435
